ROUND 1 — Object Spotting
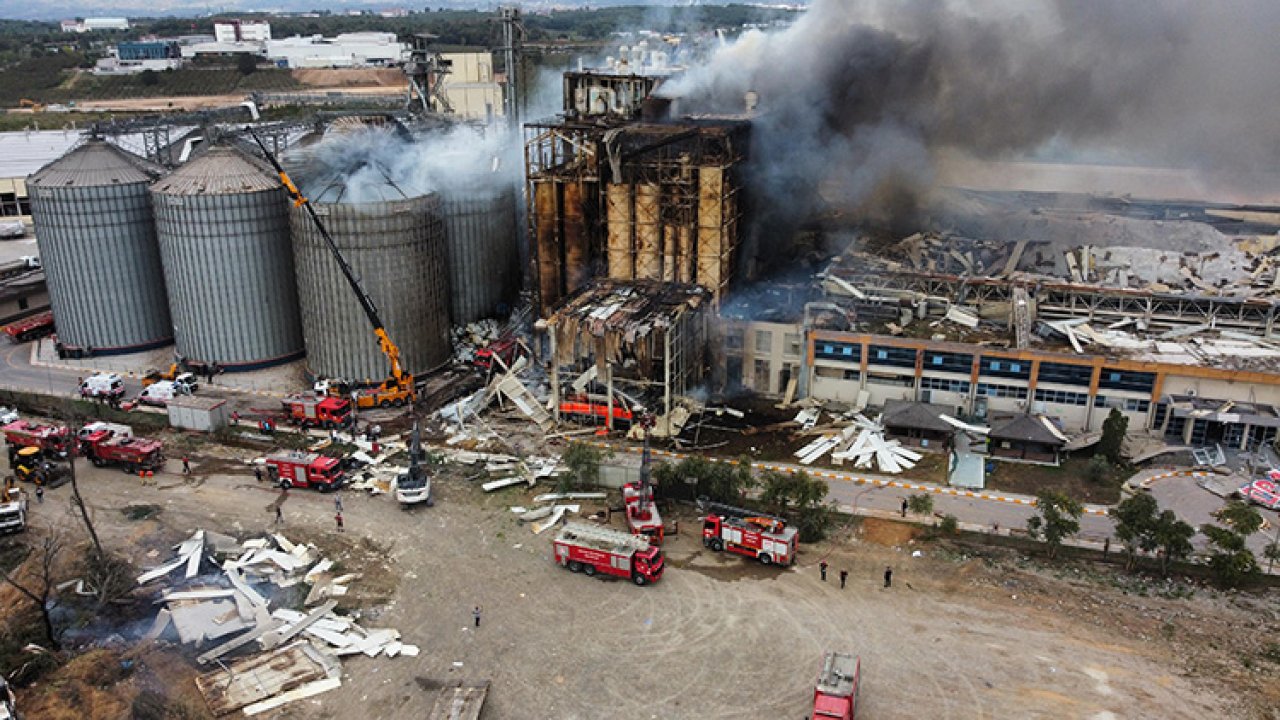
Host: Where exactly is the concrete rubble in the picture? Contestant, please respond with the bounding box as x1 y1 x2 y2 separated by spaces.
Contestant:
136 529 416 716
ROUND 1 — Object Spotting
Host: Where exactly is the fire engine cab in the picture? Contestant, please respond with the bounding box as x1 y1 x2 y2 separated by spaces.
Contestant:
265 451 344 491
700 501 798 566
812 651 861 719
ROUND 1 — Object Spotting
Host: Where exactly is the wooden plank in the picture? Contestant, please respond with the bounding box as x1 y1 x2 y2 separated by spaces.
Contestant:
427 680 491 720
243 677 342 716
195 642 331 714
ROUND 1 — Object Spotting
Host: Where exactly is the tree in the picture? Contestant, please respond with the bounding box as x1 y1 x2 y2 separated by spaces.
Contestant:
1026 490 1083 559
1200 500 1262 588
236 52 258 75
1264 538 1280 574
1213 500 1263 536
1110 492 1158 571
653 455 754 505
139 68 159 86
1151 510 1194 577
1098 408 1129 465
758 470 832 542
907 493 934 522
0 530 65 650
559 442 608 493
938 514 959 536
1085 455 1110 484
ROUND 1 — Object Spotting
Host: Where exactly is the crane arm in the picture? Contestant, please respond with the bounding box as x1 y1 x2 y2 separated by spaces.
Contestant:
248 130 412 388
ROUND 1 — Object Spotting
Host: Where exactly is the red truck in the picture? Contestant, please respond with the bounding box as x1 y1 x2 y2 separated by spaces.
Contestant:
281 395 353 429
812 651 861 719
700 501 798 566
623 480 664 545
3 312 54 343
3 420 70 463
265 451 344 491
473 336 526 372
553 522 664 586
78 425 165 473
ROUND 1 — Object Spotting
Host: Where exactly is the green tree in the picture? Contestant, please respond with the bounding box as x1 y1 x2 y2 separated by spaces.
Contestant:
1110 492 1158 571
1086 455 1110 483
139 68 159 86
1151 510 1194 577
938 514 959 536
236 52 258 75
1027 490 1083 559
1098 408 1129 465
1201 523 1258 588
1264 538 1280 574
759 469 798 514
1213 500 1263 536
559 442 608 493
758 470 832 542
907 493 934 521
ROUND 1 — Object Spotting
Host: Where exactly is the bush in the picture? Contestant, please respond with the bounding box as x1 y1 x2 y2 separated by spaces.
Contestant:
938 514 959 535
1085 455 1110 483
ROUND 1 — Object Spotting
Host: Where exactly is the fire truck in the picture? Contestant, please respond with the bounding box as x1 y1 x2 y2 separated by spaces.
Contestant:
79 424 165 473
3 311 54 343
553 522 665 586
3 419 70 463
265 451 344 491
700 501 798 566
281 395 353 429
623 435 663 543
812 651 861 719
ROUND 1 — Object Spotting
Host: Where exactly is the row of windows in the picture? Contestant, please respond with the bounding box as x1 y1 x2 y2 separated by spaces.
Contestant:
980 357 1032 380
1099 369 1156 393
867 373 915 387
976 382 1028 399
925 351 973 374
1038 361 1093 386
816 342 860 361
921 376 971 393
1094 395 1151 412
868 345 918 368
1034 388 1089 407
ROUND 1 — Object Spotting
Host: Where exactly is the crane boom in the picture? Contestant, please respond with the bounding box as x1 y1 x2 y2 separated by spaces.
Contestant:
247 129 413 399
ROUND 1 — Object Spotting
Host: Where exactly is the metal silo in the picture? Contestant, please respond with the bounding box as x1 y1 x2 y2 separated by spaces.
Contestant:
440 183 520 325
291 194 452 382
150 145 304 369
28 138 172 353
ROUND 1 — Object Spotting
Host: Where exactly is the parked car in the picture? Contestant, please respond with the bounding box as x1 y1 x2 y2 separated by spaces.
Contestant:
0 407 18 425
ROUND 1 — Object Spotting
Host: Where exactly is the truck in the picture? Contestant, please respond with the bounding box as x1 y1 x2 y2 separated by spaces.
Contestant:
700 500 798 566
623 436 663 543
142 367 198 392
812 651 861 720
138 378 195 406
3 311 54 343
552 522 665 586
0 477 28 534
79 372 126 400
265 451 344 491
281 394 352 429
79 424 165 473
3 419 70 463
12 446 60 485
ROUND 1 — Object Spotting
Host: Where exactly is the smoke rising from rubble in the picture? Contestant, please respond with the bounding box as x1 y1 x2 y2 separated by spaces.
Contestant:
290 124 522 204
660 0 1280 255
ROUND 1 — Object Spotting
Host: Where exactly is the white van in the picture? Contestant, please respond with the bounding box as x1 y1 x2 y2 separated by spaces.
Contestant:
138 380 192 406
79 373 125 400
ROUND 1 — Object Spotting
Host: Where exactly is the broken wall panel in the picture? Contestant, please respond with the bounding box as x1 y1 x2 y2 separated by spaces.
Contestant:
562 181 591 294
605 183 633 279
534 180 563 311
634 183 662 278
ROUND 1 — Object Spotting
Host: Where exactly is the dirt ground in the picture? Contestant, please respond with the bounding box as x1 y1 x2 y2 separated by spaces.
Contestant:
291 68 407 88
986 455 1127 504
8 446 1278 719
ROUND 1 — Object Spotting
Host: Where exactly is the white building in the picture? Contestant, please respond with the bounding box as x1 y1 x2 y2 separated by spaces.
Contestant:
438 52 504 120
266 33 406 69
84 18 130 31
181 41 267 59
214 21 271 44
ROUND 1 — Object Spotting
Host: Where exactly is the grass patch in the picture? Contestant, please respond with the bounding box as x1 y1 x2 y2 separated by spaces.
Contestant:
985 454 1127 504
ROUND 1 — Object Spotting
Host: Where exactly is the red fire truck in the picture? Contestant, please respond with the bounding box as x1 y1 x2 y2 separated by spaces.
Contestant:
700 501 798 566
79 425 165 473
265 451 344 491
281 395 352 429
2 312 54 343
3 420 70 463
553 522 665 586
812 651 861 719
623 436 663 543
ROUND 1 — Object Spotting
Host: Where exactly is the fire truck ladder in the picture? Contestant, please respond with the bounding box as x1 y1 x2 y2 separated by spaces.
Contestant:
699 500 786 530
560 522 650 552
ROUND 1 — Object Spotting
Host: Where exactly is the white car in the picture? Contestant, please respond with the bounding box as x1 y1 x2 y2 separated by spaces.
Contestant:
138 380 192 407
0 407 17 425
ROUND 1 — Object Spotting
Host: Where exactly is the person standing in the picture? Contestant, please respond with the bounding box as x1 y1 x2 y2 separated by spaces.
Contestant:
182 457 190 475
472 606 482 628
274 504 284 526
883 566 893 588
334 495 343 514
34 483 43 504
254 466 263 483
839 569 848 589
819 559 828 582
901 497 908 517
335 512 344 532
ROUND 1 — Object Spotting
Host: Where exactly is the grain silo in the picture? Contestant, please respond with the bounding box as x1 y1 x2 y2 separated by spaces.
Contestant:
440 182 520 324
291 194 452 382
28 138 172 353
150 145 304 369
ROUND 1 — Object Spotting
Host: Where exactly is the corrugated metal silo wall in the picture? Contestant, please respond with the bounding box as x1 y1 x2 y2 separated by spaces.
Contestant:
153 187 304 368
440 184 519 325
29 183 172 351
291 194 452 382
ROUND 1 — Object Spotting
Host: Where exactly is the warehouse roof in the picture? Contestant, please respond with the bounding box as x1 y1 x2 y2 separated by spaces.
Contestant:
0 130 85 178
151 145 279 196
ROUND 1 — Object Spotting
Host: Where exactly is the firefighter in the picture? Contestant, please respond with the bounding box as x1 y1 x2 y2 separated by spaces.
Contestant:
883 566 893 588
819 559 828 582
839 569 848 589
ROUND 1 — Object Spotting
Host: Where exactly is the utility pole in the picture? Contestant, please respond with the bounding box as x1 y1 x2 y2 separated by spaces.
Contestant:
498 6 523 129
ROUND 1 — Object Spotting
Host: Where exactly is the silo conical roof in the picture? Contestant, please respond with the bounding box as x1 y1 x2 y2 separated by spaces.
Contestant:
151 145 279 196
28 138 162 187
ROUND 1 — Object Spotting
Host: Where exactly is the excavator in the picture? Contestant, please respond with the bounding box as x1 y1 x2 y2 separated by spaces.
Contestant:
249 130 415 410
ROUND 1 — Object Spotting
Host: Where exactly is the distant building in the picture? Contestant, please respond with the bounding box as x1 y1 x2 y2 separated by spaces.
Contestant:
214 20 271 44
181 41 267 59
117 41 181 61
265 33 406 69
84 18 130 31
437 52 504 120
94 40 184 75
59 20 81 33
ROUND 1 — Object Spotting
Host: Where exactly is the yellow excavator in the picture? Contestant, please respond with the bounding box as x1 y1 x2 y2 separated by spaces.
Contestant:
249 131 415 409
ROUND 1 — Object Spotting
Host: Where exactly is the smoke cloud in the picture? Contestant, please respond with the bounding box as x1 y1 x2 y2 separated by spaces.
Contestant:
288 123 522 205
659 0 1280 254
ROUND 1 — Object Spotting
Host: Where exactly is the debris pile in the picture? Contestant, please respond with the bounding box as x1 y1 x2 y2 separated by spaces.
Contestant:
137 530 415 716
451 319 502 364
509 491 607 534
793 414 922 473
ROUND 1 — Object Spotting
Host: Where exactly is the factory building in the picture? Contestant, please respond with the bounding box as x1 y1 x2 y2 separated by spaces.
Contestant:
266 33 406 69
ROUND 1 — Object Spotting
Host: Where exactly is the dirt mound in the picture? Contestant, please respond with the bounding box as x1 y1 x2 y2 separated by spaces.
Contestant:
292 68 406 88
859 516 920 546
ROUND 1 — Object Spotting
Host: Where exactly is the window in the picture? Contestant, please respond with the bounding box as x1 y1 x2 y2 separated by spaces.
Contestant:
815 367 860 381
1123 398 1151 413
1038 362 1093 387
784 333 801 357
867 373 914 387
921 376 971 393
754 330 773 354
724 331 744 350
1034 388 1088 406
815 342 860 362
925 351 972 374
867 344 917 368
976 382 1028 399
979 356 1031 380
1098 368 1156 393
17 297 28 311
753 358 771 390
